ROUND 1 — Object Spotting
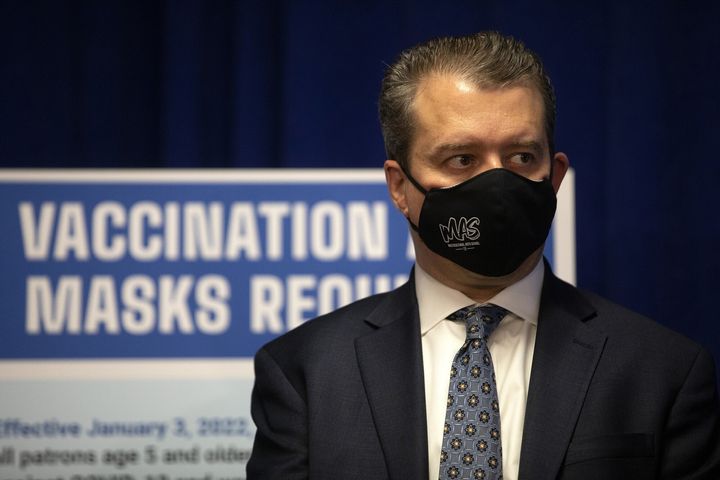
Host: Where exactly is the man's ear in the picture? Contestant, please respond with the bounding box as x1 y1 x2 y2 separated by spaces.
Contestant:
550 152 570 193
384 159 409 216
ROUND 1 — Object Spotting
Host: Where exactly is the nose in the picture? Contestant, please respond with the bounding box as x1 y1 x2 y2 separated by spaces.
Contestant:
478 155 503 174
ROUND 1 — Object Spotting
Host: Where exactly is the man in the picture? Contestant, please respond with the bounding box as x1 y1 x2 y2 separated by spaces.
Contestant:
247 32 720 479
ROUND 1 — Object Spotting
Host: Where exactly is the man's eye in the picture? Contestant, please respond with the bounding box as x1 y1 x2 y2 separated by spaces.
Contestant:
447 155 474 168
508 153 534 166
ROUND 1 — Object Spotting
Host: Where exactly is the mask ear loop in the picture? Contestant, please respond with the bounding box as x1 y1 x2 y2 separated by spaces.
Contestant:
399 163 428 195
547 155 554 182
397 163 426 232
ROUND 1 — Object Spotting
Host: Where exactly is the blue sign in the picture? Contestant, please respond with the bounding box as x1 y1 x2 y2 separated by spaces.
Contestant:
0 170 416 359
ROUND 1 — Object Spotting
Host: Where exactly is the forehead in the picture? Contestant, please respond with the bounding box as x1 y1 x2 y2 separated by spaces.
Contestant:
408 74 546 157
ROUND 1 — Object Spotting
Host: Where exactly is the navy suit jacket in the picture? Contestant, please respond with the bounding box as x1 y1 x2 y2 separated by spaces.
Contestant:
247 266 720 479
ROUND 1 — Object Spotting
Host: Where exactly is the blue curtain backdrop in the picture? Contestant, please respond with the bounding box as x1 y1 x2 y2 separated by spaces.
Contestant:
2 1 719 372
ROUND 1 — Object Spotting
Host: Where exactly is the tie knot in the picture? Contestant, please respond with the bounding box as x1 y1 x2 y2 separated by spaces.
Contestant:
448 304 508 339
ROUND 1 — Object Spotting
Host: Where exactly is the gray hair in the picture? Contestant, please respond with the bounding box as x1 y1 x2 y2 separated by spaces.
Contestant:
378 31 556 169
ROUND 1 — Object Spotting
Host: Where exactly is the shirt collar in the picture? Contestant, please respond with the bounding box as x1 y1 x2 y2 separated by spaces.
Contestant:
415 259 544 335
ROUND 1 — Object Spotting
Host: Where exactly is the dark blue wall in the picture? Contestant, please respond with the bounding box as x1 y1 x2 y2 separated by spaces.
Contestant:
2 0 719 373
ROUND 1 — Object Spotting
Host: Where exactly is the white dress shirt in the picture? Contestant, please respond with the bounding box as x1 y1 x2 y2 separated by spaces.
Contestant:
416 260 544 480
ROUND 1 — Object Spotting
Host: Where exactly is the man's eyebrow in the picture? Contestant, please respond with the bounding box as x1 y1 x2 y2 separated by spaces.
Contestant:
426 140 546 157
509 140 545 154
427 142 477 157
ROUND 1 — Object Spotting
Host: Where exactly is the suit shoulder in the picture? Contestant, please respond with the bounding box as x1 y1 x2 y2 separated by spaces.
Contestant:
258 285 404 362
545 272 705 365
580 288 703 357
252 283 415 398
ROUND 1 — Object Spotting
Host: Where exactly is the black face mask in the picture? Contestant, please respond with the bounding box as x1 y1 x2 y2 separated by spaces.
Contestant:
403 167 557 277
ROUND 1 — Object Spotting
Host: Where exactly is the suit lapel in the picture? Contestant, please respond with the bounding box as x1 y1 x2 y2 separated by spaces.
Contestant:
355 279 429 480
518 268 607 480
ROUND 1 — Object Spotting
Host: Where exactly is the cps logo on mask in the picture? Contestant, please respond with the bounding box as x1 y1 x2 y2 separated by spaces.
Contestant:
438 216 481 249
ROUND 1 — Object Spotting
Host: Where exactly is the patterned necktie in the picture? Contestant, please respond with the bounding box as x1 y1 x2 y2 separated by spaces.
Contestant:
439 304 508 480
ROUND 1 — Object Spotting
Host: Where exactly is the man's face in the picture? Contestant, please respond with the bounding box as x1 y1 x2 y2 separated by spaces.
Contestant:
385 73 569 286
